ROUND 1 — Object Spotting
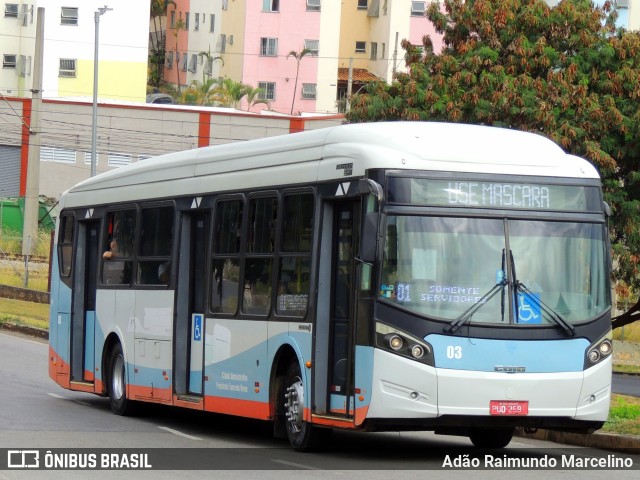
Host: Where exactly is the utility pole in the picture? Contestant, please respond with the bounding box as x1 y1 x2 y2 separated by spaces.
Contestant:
392 32 399 77
91 6 112 178
346 58 353 113
22 7 44 263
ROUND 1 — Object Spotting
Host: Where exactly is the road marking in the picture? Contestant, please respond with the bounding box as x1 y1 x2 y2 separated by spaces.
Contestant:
157 425 203 441
271 459 321 470
46 392 91 406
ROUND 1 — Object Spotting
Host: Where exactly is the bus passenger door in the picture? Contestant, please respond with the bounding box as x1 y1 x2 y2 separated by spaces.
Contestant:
326 200 359 418
70 220 99 384
175 211 209 398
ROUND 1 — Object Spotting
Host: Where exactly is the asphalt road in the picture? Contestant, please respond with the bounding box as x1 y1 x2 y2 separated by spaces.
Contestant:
612 373 640 397
0 330 638 479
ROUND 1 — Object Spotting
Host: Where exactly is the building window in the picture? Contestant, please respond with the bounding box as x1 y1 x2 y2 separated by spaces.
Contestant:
194 12 199 31
2 54 16 69
210 14 215 32
301 83 317 100
222 0 228 10
4 3 18 17
181 51 188 71
219 34 226 53
260 37 278 56
304 39 319 55
258 82 276 101
108 153 131 167
382 43 386 60
355 41 366 53
370 42 377 60
166 51 174 69
306 0 320 11
262 0 279 12
40 146 76 163
185 12 190 30
411 1 426 16
188 54 198 72
170 10 175 28
60 6 78 25
357 0 368 10
59 58 77 77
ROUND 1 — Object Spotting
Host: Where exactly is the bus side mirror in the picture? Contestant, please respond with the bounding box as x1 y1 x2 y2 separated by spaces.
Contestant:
360 212 378 264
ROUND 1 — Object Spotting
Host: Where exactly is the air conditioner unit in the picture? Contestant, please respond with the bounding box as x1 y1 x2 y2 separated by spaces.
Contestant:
228 35 234 45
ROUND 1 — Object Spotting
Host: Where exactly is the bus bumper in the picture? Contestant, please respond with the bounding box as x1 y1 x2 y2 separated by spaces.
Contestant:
367 349 611 424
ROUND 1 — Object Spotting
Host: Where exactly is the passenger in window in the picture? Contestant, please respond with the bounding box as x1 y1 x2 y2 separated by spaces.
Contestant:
158 261 171 284
103 238 119 259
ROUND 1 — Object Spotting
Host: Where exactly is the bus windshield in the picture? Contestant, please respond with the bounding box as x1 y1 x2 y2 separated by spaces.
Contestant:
380 216 610 326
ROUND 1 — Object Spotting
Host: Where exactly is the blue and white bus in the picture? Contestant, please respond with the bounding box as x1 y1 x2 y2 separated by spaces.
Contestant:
48 122 612 450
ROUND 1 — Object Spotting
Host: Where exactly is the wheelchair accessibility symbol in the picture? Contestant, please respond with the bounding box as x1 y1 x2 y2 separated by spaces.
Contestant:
193 314 203 341
517 293 542 324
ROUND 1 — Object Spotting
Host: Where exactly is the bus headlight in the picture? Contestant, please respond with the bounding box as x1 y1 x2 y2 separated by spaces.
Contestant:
376 323 434 366
585 332 612 368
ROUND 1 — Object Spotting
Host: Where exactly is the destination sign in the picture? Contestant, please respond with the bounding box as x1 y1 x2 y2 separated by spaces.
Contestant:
388 177 600 212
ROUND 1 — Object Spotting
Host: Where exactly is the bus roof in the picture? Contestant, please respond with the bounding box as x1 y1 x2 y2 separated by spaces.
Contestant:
62 122 600 208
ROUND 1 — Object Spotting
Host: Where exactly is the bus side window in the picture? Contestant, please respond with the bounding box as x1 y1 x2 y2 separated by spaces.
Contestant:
276 193 313 317
211 199 243 314
137 205 174 286
243 196 278 315
102 209 136 286
58 214 75 278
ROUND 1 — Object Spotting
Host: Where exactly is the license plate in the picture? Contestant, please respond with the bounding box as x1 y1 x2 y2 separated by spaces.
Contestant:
490 400 529 416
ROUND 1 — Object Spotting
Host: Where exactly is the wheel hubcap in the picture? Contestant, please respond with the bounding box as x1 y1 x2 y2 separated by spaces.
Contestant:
284 375 304 433
112 354 125 400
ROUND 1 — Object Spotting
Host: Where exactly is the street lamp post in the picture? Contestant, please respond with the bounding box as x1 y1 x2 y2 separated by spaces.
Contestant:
91 5 112 178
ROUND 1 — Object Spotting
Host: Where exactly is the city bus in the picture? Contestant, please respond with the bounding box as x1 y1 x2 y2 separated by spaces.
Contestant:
48 121 612 450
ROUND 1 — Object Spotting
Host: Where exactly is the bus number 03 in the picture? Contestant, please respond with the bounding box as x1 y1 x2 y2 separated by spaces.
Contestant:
446 346 463 359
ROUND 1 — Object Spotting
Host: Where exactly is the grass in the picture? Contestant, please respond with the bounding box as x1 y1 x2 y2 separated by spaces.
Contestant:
602 394 640 436
0 229 53 258
0 267 49 291
0 297 49 330
613 320 640 343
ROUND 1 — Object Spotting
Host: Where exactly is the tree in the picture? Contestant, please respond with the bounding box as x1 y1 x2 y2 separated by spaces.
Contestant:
180 78 219 105
287 49 312 115
199 46 224 85
170 15 186 93
149 1 175 87
347 0 640 325
243 86 270 112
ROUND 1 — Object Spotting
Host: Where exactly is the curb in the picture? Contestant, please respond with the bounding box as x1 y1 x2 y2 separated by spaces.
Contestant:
0 322 49 340
516 428 640 451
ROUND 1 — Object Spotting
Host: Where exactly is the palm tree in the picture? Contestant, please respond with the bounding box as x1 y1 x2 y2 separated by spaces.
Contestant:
211 78 249 108
244 86 270 112
170 16 186 93
287 48 312 115
181 78 219 105
200 46 224 85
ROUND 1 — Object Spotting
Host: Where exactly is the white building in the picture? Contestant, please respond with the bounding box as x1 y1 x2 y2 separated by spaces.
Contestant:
1 0 150 102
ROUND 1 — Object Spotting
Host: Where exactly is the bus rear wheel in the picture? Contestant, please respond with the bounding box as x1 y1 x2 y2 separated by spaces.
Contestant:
283 361 330 451
469 427 514 448
108 343 135 416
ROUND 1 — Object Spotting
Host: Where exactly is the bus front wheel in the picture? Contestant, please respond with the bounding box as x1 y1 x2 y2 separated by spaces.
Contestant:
283 361 329 451
108 343 135 416
469 427 514 448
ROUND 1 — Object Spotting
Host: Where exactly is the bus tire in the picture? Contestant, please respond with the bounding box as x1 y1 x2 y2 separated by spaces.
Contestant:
283 361 330 451
469 427 514 448
108 343 135 416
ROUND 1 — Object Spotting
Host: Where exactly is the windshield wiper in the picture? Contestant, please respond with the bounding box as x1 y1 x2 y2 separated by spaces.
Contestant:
515 281 575 336
445 278 508 334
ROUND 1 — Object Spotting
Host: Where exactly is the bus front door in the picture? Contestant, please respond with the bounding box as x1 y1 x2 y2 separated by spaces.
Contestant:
327 200 359 418
70 220 99 385
175 211 209 399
